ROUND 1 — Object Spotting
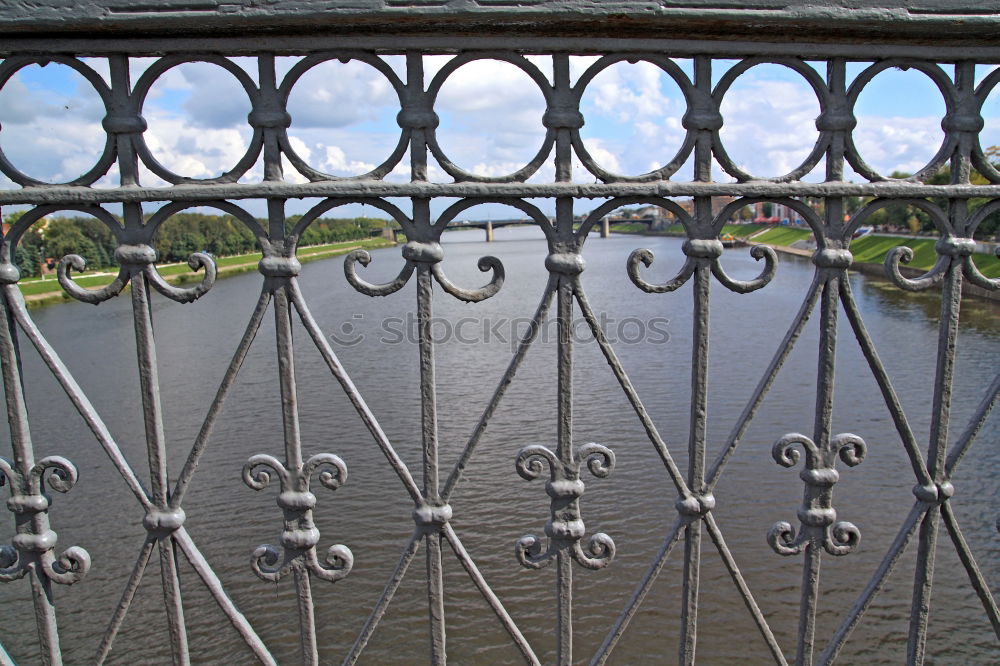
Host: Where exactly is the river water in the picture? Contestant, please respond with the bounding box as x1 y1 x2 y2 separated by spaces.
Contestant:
1 226 998 664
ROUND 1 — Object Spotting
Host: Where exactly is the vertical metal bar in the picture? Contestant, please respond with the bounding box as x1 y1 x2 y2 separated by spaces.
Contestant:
28 565 60 666
0 288 64 665
555 198 575 666
407 52 428 182
274 282 303 474
796 277 839 666
108 54 140 187
131 271 169 507
680 230 710 665
552 54 573 183
680 52 714 664
259 53 284 182
826 58 847 183
156 538 190 666
294 564 319 666
270 194 319 664
414 197 446 664
130 272 189 665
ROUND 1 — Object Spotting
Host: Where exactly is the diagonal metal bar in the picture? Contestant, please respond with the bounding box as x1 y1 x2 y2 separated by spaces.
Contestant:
706 276 821 492
7 284 152 509
939 502 1000 640
703 513 788 665
96 536 156 665
945 370 1000 477
839 278 932 486
442 276 556 501
343 531 422 666
289 280 422 503
590 517 685 666
574 285 691 499
0 641 13 666
171 288 272 507
442 523 539 665
817 502 925 665
172 527 276 666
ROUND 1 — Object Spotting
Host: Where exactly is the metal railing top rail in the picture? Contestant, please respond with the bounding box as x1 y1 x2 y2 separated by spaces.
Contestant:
1 0 1000 46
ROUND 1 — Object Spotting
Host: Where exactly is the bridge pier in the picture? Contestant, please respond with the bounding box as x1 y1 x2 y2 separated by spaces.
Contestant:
601 217 610 238
485 220 494 242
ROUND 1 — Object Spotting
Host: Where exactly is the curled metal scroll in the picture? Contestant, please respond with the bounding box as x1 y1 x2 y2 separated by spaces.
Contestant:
962 248 1000 291
344 242 504 303
628 242 776 294
344 249 415 297
57 249 217 305
143 252 218 304
57 255 129 305
885 247 949 292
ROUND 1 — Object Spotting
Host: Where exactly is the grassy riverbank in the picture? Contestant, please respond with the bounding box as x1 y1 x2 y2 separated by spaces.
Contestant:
19 237 395 308
752 228 1000 278
611 223 771 237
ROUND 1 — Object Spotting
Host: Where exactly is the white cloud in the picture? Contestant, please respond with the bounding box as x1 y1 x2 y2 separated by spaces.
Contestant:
852 115 944 176
719 79 821 178
142 110 254 180
286 60 397 129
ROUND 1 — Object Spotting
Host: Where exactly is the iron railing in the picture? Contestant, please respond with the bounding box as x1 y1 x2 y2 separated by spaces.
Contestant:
0 3 999 664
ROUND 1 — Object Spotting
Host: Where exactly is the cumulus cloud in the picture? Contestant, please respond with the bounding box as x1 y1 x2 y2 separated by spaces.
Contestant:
286 60 398 129
851 115 944 176
719 78 822 178
142 109 255 180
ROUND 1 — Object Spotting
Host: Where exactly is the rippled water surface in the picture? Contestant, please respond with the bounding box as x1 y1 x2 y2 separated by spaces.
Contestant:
2 227 999 664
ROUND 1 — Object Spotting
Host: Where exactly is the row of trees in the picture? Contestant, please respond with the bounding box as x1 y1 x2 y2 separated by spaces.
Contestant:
4 212 390 279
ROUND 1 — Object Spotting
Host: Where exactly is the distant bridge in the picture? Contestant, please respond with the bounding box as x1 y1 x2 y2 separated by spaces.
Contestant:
384 216 666 242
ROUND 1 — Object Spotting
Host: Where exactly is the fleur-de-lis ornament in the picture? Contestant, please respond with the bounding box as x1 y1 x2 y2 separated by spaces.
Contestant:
515 442 616 570
767 432 866 556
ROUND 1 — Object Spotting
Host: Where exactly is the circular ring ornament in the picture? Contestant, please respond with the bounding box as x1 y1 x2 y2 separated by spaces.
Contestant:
572 55 697 183
972 67 1000 184
131 56 262 185
425 53 554 183
845 60 956 183
712 58 829 183
0 57 115 187
279 53 409 181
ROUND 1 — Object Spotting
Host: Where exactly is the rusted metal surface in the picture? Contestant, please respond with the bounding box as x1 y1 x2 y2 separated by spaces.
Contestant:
0 4 999 664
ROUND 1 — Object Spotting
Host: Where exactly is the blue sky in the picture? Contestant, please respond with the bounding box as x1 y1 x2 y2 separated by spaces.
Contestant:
1 57 997 221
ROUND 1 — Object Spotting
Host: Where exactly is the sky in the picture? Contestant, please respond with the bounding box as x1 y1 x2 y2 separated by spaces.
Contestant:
0 56 997 222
